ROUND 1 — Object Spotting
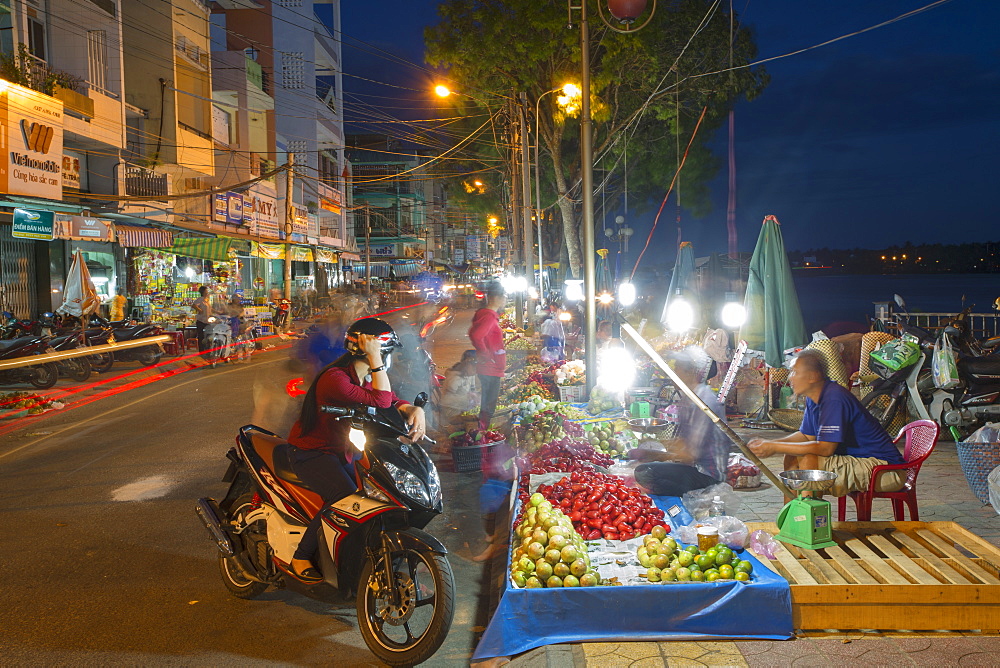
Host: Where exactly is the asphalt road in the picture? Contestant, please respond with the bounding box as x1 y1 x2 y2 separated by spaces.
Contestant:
0 305 500 667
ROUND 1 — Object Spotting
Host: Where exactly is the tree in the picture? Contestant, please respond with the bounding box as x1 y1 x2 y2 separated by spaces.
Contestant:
426 0 767 277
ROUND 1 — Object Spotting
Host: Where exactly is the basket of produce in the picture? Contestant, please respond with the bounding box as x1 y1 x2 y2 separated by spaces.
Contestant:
450 430 507 473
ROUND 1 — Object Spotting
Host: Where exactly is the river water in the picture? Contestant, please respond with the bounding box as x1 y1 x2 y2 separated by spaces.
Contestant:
791 273 999 334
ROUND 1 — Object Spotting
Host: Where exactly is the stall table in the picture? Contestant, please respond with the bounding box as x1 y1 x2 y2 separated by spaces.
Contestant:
473 496 793 660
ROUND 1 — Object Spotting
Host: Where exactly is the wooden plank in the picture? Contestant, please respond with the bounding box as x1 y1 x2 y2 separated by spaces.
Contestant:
772 541 819 584
934 522 1000 565
916 529 1000 585
800 550 848 584
892 532 972 585
824 545 879 584
842 537 911 584
867 534 941 585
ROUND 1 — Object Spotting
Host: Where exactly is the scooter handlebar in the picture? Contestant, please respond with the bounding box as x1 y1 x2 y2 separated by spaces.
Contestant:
319 405 353 417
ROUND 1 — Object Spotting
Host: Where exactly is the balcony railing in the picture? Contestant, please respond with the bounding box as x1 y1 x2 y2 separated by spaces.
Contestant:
122 163 168 199
0 46 83 96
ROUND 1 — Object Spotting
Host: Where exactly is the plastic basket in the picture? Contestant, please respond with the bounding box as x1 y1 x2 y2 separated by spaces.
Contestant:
451 439 506 474
558 384 586 403
956 438 1000 504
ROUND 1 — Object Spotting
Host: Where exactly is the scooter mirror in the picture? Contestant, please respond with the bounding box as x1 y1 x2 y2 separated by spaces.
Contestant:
893 294 907 311
413 392 429 408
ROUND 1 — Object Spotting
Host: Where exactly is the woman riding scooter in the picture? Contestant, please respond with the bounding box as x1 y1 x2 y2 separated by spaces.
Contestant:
286 317 427 583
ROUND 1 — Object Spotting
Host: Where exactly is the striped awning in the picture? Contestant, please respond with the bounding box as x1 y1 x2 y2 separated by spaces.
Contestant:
389 260 423 278
168 237 234 262
116 224 173 248
350 262 391 277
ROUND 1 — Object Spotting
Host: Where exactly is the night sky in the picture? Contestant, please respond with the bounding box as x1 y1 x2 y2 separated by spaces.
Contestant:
340 0 999 257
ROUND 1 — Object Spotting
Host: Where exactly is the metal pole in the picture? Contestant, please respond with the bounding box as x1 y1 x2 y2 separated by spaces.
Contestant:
510 98 524 328
534 94 545 305
364 205 371 298
283 156 295 304
619 320 795 498
580 5 598 395
519 92 534 314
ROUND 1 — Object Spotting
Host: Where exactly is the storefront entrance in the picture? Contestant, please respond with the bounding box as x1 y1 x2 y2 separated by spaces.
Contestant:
0 226 37 318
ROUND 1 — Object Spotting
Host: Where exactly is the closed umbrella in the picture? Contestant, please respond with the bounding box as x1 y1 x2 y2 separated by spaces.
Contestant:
740 215 806 366
739 215 807 428
660 241 697 328
58 249 101 319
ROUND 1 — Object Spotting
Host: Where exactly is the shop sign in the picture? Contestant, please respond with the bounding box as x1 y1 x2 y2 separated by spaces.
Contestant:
466 234 486 261
289 246 313 262
251 241 285 260
365 243 396 258
244 188 279 238
453 248 465 263
319 182 343 214
314 247 337 264
292 206 309 236
0 83 64 199
12 208 54 240
62 149 87 191
213 191 245 226
54 214 113 241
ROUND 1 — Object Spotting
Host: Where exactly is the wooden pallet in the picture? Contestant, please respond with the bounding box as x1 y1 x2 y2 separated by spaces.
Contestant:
746 521 1000 631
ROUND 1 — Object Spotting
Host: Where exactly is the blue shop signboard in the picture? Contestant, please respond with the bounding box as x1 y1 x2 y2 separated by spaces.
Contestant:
12 208 54 240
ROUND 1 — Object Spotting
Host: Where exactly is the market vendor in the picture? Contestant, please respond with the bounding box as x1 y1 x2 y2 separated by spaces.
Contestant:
747 349 906 499
628 346 729 495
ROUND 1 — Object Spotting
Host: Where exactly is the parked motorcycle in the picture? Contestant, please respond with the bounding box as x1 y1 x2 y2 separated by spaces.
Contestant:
195 393 454 666
863 295 1000 436
46 332 92 382
84 317 164 371
0 333 59 389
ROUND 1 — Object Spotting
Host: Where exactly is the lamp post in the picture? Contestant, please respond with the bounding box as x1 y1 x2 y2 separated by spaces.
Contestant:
569 0 656 395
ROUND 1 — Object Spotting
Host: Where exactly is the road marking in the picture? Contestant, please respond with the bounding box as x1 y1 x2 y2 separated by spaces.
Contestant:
0 358 282 462
111 474 176 502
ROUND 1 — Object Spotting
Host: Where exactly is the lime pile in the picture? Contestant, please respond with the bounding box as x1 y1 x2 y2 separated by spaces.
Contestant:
511 493 602 588
636 527 753 583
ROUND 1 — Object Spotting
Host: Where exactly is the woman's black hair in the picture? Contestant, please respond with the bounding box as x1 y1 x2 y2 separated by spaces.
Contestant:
297 352 353 435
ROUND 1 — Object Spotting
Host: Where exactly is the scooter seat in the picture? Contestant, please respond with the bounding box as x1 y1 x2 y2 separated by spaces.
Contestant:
982 337 1000 350
272 444 313 490
960 356 1000 376
0 337 38 352
114 325 150 340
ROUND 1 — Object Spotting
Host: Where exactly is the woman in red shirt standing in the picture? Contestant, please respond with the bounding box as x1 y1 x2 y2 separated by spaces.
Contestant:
468 282 507 430
286 317 426 583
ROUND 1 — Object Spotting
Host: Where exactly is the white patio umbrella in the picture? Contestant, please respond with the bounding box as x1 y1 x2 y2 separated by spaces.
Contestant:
58 249 101 319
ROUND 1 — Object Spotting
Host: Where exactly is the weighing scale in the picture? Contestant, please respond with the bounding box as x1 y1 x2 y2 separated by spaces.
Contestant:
775 470 838 550
628 389 653 418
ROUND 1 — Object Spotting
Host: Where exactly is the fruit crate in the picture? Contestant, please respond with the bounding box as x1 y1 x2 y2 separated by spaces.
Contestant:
747 521 1000 632
451 439 506 474
557 384 586 403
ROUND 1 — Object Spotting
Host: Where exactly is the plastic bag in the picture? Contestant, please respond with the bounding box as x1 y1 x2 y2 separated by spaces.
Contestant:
989 465 1000 517
726 453 762 489
932 332 960 389
540 346 563 364
682 482 740 521
748 529 780 559
675 515 749 550
870 337 920 372
964 422 1000 445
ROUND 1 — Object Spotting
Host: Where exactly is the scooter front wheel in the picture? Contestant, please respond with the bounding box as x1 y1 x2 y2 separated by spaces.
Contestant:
28 362 59 389
356 547 455 667
862 387 907 432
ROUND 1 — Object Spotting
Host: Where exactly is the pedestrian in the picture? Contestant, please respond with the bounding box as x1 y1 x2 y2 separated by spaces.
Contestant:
539 313 565 362
192 285 212 351
468 281 506 430
437 350 479 427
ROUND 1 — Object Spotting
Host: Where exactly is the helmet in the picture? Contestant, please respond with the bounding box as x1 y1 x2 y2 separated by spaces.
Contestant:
345 317 400 359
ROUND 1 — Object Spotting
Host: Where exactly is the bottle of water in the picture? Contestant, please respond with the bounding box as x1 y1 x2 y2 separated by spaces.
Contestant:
710 495 726 517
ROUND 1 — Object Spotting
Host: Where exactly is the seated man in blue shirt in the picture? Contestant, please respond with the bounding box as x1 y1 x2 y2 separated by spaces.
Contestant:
748 349 906 499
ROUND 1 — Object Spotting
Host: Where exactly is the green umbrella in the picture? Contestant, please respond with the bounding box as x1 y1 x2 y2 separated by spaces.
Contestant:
739 215 806 367
660 241 697 327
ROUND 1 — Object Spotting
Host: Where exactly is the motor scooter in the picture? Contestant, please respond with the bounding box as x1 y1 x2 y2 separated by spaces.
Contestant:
201 316 232 368
0 333 59 389
195 393 454 667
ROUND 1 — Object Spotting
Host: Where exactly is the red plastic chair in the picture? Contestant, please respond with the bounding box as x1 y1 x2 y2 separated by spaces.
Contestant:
836 419 939 521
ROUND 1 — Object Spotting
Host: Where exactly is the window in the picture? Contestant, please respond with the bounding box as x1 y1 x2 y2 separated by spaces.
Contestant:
276 0 303 6
87 30 108 92
27 17 46 60
287 141 307 168
280 52 304 89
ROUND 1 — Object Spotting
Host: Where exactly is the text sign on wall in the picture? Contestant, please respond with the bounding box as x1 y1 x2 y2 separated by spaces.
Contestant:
12 208 54 240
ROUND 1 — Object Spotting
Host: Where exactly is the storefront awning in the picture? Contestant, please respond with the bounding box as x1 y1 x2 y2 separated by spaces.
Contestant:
340 251 361 262
168 237 234 262
350 262 391 278
389 260 424 278
315 247 338 264
116 224 173 248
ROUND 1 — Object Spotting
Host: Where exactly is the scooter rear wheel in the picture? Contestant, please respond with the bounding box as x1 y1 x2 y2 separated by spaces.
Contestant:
65 357 91 382
136 346 161 366
90 353 114 374
862 387 908 432
28 362 59 389
218 494 270 599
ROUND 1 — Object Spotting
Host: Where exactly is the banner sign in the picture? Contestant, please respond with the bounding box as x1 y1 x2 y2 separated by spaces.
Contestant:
0 83 64 199
251 241 285 260
213 192 245 226
365 244 396 258
244 187 279 238
62 149 87 191
12 208 54 240
54 214 113 242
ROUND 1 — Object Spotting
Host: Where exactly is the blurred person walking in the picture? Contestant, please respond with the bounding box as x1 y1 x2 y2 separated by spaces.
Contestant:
468 282 506 430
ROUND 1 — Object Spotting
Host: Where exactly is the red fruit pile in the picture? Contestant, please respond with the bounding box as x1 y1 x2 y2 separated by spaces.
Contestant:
517 437 613 469
451 429 506 448
527 471 669 541
522 457 600 475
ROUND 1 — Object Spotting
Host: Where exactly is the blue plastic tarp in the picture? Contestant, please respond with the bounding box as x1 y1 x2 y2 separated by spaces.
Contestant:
472 496 793 660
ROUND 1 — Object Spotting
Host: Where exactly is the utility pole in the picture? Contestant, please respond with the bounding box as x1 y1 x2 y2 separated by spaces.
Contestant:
519 92 533 319
364 204 371 298
509 97 524 327
283 155 295 303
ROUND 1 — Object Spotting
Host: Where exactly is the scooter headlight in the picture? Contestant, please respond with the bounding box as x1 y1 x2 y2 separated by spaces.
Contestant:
383 462 430 506
349 427 367 451
425 462 442 506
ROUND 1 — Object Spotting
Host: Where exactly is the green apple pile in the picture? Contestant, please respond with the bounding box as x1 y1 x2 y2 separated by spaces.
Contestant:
517 395 561 419
510 493 602 588
637 527 754 583
521 408 567 450
587 422 630 458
